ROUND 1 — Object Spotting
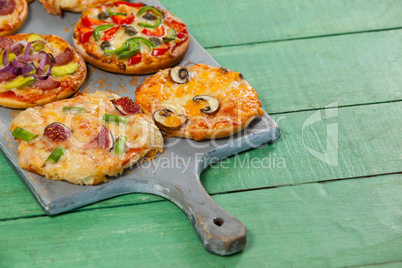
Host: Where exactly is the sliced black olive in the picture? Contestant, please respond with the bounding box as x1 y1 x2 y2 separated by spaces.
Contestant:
124 26 138 36
100 41 111 50
149 37 162 46
239 73 245 80
98 11 110 20
170 66 189 84
142 13 156 20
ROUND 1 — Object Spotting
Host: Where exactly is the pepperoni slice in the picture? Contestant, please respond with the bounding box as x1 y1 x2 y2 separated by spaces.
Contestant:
0 0 16 16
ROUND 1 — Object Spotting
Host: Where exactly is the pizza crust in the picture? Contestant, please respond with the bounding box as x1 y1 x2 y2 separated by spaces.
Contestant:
0 34 87 109
38 0 114 15
0 0 28 37
72 3 190 74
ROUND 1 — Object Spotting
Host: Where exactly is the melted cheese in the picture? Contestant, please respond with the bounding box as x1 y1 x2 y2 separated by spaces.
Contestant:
0 0 26 32
10 92 164 185
135 64 264 140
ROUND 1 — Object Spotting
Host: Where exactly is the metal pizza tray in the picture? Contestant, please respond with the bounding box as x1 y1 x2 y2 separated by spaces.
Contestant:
0 1 280 256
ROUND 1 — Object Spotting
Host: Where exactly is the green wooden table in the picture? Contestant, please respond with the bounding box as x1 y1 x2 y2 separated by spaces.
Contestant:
1 0 401 266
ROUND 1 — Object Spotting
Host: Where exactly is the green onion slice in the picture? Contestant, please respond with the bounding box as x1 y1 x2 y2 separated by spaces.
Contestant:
102 114 127 125
114 135 127 155
46 147 66 163
62 106 86 113
12 127 37 142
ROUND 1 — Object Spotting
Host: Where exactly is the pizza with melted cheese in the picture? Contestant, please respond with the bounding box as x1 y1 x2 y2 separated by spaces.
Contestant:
72 1 189 74
38 0 116 15
0 33 87 108
135 64 264 141
10 92 163 185
0 0 28 37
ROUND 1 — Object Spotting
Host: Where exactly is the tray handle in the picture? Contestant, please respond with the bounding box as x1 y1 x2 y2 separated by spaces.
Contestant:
164 178 246 256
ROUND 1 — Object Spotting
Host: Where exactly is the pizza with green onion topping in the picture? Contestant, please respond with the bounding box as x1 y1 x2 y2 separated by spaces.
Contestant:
72 1 190 74
10 92 163 185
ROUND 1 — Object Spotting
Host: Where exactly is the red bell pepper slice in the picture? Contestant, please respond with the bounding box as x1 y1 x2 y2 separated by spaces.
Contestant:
128 53 142 65
78 27 94 44
101 26 120 41
141 26 165 37
165 17 188 41
113 1 145 8
112 14 135 25
82 16 107 27
152 47 169 56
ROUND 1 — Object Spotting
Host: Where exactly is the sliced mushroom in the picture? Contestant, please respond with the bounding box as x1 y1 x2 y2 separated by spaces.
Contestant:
153 108 187 129
170 66 189 84
193 95 221 114
44 122 72 142
97 125 114 151
220 67 230 74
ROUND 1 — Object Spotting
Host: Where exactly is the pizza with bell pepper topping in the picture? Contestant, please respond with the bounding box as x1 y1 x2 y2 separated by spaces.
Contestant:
72 1 190 74
0 34 87 108
0 0 28 37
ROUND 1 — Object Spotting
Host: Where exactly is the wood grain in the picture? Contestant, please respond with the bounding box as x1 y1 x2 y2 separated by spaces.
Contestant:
208 29 402 114
161 0 402 48
1 102 400 220
0 174 400 266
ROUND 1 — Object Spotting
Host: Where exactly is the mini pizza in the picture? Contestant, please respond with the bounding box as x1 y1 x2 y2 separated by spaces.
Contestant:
38 0 120 15
73 1 190 74
135 64 265 141
0 34 87 108
10 92 164 185
0 0 28 37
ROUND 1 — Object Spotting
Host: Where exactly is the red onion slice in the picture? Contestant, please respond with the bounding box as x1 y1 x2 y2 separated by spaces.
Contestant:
23 42 32 62
0 64 11 73
2 50 8 65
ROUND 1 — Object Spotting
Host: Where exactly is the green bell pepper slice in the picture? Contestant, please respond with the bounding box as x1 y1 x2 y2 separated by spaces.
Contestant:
94 24 115 41
107 8 126 16
127 37 155 50
163 29 177 43
137 6 164 28
118 42 140 59
104 41 130 56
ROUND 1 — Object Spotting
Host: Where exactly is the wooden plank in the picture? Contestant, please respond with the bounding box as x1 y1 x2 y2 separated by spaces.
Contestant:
161 0 402 48
207 29 402 114
0 174 401 267
1 102 400 220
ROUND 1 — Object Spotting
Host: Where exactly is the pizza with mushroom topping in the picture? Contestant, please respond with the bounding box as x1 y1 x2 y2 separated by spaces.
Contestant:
135 64 265 141
72 1 190 74
10 92 163 185
0 0 28 37
0 34 87 108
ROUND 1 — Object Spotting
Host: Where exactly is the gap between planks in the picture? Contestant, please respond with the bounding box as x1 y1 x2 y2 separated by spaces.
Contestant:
204 26 402 49
1 171 400 222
